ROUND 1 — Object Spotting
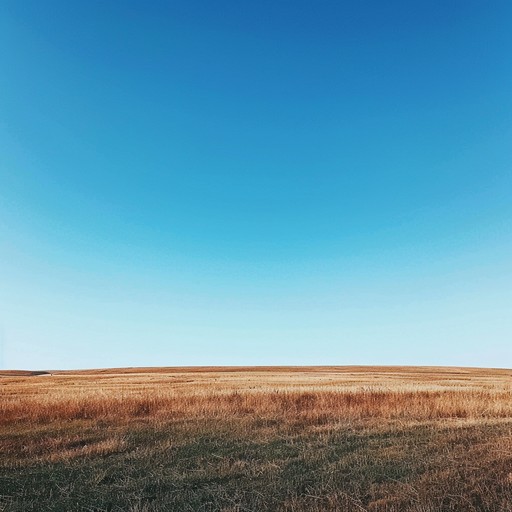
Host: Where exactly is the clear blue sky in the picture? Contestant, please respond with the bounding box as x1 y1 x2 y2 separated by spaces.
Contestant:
1 1 511 369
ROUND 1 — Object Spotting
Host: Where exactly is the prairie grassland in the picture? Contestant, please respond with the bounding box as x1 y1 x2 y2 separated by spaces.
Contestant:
1 366 512 511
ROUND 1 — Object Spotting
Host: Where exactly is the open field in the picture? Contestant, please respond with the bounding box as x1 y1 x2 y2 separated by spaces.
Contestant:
1 366 512 511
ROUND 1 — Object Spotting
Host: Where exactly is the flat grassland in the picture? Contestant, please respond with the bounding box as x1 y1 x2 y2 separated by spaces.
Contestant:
1 366 512 511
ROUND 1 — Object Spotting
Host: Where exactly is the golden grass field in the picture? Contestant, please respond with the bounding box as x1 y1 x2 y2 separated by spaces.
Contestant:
2 366 512 511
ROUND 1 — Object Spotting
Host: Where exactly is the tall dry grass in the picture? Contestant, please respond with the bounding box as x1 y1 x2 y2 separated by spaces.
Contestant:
2 366 512 424
2 367 512 511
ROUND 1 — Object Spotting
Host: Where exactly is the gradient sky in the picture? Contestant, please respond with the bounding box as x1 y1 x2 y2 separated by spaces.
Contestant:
1 1 511 370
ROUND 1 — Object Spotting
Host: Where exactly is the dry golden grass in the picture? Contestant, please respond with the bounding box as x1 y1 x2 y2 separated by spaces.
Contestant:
2 366 512 424
1 366 512 511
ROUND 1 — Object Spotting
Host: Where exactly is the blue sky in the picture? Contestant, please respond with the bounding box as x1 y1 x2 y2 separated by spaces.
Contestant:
1 1 511 369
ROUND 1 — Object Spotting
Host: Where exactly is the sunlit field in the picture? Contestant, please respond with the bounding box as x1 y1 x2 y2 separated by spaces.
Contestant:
2 366 512 511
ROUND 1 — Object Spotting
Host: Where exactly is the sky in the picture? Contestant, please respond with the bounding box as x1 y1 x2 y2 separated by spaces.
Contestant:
1 1 511 370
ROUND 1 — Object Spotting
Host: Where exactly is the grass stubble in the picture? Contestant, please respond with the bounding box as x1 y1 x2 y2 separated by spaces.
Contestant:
1 366 512 511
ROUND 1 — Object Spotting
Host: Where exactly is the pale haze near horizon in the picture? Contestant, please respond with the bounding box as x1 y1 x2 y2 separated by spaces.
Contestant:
1 1 511 370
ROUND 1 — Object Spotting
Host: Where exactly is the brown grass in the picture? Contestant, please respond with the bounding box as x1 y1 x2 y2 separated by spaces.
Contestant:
1 366 512 511
2 366 512 423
